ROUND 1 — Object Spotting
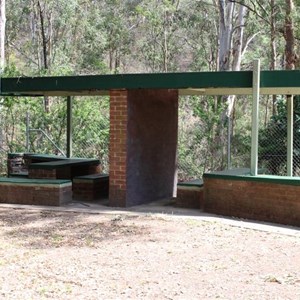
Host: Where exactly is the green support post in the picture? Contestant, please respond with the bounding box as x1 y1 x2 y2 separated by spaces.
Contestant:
26 111 30 152
287 95 293 176
251 59 260 176
67 96 73 158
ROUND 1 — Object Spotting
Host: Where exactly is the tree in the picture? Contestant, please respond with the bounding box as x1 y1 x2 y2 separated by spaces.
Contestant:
213 1 249 169
135 0 183 72
0 0 5 155
284 0 298 70
218 0 234 72
102 0 138 73
0 0 5 70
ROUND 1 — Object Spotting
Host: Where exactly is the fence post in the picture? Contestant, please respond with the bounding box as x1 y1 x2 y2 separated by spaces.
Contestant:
250 59 260 176
227 115 231 169
26 111 30 152
67 96 73 158
287 95 293 176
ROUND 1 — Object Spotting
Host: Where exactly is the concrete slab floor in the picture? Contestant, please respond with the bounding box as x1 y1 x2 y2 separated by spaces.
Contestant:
0 198 299 238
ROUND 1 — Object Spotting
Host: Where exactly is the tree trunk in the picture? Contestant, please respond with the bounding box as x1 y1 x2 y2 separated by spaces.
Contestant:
0 0 5 70
270 0 277 116
37 0 50 113
216 0 234 169
217 1 247 169
284 0 297 70
0 0 5 151
231 4 246 72
37 0 48 70
284 0 297 176
218 0 234 71
218 1 246 120
226 4 247 119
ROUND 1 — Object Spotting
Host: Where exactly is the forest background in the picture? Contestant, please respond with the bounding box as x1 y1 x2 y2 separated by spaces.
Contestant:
0 0 299 179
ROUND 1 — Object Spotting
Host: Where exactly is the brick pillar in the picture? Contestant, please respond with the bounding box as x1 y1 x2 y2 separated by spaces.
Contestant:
109 89 178 208
109 90 128 207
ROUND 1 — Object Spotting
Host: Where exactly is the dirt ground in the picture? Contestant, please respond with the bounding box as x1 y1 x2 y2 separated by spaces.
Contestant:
0 206 299 300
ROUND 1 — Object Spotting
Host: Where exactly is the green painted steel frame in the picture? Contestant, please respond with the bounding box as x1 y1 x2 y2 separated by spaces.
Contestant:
1 70 300 96
2 67 300 178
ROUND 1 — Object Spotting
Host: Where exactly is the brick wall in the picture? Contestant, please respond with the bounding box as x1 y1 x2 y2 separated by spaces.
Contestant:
204 177 300 227
28 169 57 179
73 177 109 200
28 164 100 180
176 186 204 209
0 182 72 206
109 90 128 207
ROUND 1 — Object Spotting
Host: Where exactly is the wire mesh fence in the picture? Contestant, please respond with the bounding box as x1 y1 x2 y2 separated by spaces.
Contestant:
257 96 299 176
0 94 299 179
293 135 300 177
0 96 110 175
178 94 300 179
177 95 252 181
0 100 28 175
72 96 110 172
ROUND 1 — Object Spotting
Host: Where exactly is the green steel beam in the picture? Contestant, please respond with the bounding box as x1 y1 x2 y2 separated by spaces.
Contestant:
1 70 300 97
0 72 252 96
260 70 300 87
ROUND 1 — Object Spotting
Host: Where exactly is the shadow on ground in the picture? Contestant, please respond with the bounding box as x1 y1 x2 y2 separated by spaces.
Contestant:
0 208 149 249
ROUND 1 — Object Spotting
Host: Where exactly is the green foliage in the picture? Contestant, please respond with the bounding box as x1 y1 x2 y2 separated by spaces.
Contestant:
259 97 300 175
6 0 298 74
178 96 231 179
72 97 110 170
0 63 110 169
2 0 300 178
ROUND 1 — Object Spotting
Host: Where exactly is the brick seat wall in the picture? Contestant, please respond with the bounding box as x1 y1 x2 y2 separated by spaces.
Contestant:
203 169 300 227
28 159 101 180
0 177 72 206
7 153 67 177
176 179 204 209
73 174 109 200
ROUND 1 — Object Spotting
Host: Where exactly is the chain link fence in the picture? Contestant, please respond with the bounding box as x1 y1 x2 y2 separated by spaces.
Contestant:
0 96 110 175
0 100 28 175
72 96 110 172
177 97 205 181
293 132 300 176
1 94 299 179
178 95 300 180
177 95 252 181
258 95 300 176
258 96 287 175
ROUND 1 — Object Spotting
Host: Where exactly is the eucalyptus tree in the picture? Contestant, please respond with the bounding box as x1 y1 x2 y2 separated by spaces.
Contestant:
133 0 184 72
100 0 142 73
0 0 5 70
6 0 91 75
284 0 298 70
178 0 219 71
0 0 5 157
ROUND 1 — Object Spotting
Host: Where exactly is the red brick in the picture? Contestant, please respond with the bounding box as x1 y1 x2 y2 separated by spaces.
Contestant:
0 181 72 206
204 177 300 227
109 89 128 207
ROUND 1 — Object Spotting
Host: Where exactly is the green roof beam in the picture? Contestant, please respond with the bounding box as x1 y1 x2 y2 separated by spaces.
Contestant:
1 70 300 97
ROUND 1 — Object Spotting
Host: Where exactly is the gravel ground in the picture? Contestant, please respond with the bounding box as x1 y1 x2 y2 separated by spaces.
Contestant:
0 207 299 300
